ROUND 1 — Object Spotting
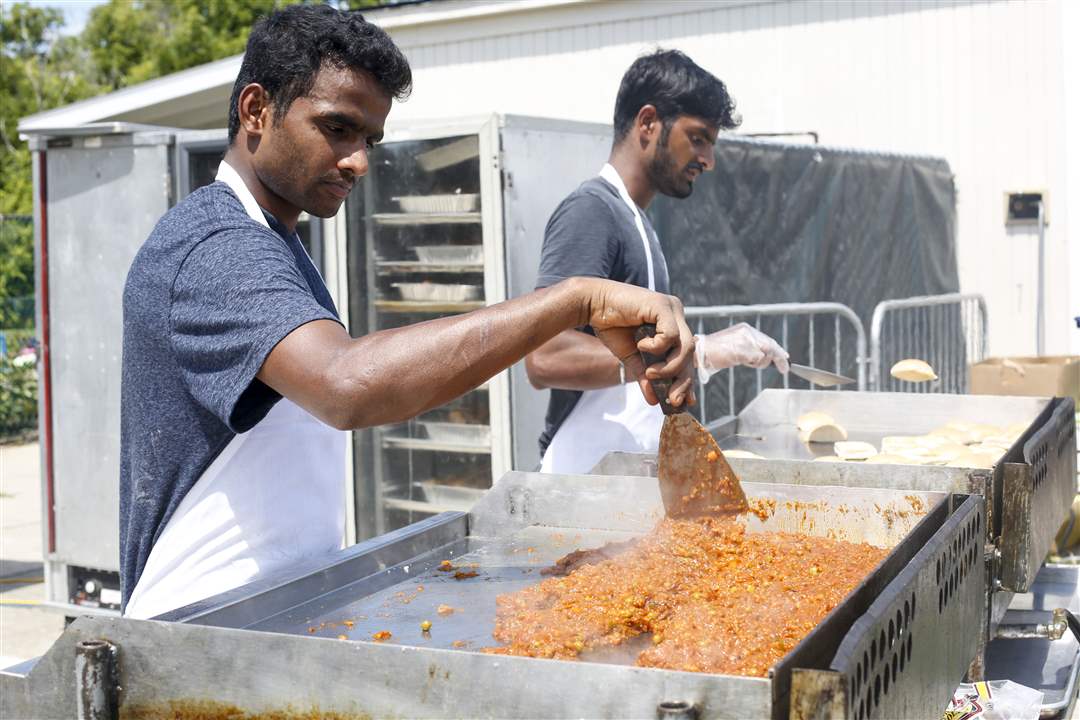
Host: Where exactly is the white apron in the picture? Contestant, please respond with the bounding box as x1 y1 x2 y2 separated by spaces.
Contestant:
539 164 664 475
126 162 347 618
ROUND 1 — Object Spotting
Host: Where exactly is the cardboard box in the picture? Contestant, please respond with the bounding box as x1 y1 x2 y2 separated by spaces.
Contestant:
969 356 1080 403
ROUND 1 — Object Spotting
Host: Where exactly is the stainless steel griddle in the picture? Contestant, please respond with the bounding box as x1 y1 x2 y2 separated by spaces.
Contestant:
2 465 985 720
592 390 1075 612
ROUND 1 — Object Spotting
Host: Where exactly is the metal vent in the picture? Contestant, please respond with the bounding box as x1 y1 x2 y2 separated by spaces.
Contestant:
849 589 917 720
937 512 981 614
831 495 986 720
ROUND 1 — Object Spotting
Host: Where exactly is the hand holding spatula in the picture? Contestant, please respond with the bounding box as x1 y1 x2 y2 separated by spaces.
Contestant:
636 324 749 518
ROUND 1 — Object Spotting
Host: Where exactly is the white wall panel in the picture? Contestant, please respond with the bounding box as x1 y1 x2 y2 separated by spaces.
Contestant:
1065 0 1080 354
382 0 1076 355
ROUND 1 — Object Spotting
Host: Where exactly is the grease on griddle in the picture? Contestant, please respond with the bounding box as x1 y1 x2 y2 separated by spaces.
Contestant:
123 699 367 720
395 587 423 604
747 497 776 522
307 617 364 635
905 495 927 513
439 559 480 578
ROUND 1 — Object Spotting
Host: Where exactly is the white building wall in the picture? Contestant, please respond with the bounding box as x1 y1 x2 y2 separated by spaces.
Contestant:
384 0 1078 357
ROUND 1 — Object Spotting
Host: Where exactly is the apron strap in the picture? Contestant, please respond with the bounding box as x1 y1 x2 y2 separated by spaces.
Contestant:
598 163 656 292
216 160 271 229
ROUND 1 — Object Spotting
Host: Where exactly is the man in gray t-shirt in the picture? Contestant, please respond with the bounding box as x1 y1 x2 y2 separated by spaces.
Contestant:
120 7 699 616
527 50 789 475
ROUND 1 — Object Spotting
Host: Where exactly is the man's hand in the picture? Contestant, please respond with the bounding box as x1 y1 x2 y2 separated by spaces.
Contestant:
694 322 789 384
575 278 696 408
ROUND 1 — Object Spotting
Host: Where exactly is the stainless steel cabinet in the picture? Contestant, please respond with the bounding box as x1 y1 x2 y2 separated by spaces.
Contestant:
342 115 612 538
347 132 493 535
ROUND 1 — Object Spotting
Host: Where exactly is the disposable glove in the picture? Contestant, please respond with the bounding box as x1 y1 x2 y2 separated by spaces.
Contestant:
694 322 790 384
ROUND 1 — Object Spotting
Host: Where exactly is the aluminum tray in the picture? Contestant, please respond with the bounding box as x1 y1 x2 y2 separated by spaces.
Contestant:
420 421 491 445
412 244 484 265
2 466 985 720
393 282 481 302
394 193 479 214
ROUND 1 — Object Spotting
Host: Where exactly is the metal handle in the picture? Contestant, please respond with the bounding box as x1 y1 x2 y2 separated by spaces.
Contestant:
656 701 698 720
634 324 684 416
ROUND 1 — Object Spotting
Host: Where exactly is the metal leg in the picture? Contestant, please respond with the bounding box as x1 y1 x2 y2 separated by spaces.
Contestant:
966 628 987 682
75 639 118 720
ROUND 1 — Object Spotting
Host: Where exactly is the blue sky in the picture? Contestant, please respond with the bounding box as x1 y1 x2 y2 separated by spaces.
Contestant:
24 0 107 36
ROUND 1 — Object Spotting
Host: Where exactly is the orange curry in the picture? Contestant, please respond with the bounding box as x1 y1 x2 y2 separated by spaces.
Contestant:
488 517 886 676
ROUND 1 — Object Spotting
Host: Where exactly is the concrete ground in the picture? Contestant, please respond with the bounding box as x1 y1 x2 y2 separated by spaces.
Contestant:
0 442 65 669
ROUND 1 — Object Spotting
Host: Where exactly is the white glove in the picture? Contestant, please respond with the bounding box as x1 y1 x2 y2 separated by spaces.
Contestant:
694 322 790 384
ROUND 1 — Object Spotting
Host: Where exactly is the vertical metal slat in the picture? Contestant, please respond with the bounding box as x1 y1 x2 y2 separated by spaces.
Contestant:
833 315 841 392
754 314 763 395
782 315 790 390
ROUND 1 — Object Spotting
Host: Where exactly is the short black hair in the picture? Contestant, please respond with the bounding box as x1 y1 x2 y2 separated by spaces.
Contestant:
227 4 412 143
612 49 739 142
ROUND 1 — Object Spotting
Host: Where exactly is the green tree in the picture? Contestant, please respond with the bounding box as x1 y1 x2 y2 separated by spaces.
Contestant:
81 0 302 90
1 4 101 215
1 4 101 330
81 0 397 90
0 217 34 328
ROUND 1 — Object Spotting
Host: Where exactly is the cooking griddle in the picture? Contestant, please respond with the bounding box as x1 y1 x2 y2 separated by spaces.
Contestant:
7 466 985 720
591 389 1075 606
141 467 984 720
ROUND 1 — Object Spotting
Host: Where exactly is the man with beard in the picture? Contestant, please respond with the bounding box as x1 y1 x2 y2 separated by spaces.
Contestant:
527 49 789 475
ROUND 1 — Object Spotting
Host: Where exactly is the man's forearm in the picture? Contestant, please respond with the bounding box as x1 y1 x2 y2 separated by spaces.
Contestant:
330 279 596 427
259 276 695 429
525 330 623 391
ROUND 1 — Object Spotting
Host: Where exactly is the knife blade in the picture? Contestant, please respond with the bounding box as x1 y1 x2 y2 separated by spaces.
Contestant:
788 363 855 388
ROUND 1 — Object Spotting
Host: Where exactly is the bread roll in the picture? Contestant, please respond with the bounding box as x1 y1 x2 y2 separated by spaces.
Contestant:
834 441 877 461
797 411 848 443
890 359 938 382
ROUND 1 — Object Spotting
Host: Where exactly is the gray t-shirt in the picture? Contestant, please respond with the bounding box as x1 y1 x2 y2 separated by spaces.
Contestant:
119 181 339 608
535 176 670 456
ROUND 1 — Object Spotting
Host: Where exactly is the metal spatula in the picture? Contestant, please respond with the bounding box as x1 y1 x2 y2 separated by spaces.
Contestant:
788 363 856 388
636 325 748 518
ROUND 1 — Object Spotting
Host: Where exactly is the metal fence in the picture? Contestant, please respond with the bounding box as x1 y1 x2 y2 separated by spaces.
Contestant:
869 293 988 393
685 302 867 424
